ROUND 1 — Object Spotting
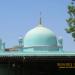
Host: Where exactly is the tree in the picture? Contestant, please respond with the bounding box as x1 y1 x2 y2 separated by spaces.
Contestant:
65 0 75 41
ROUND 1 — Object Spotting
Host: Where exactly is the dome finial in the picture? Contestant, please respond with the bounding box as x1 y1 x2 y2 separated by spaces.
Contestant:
37 12 43 27
40 12 42 25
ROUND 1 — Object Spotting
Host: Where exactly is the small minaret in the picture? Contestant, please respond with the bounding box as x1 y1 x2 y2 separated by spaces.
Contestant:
58 37 63 51
2 42 5 50
0 38 5 51
19 36 23 51
0 38 2 50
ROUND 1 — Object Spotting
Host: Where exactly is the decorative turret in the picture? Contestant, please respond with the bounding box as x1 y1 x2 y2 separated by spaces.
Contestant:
0 38 5 51
0 38 2 50
18 36 23 51
2 42 5 50
58 37 63 51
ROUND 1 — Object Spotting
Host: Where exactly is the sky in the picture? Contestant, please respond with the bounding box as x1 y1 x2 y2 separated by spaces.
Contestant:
0 0 75 51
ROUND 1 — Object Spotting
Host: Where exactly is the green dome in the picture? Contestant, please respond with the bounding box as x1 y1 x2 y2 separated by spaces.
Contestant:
23 25 58 51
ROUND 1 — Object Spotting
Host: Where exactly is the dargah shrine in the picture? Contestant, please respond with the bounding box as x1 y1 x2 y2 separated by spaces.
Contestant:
0 18 75 75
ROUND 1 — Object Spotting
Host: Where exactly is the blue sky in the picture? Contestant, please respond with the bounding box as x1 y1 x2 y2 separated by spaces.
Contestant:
0 0 75 51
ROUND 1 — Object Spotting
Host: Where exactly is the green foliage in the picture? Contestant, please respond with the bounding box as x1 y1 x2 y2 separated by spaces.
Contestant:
66 1 75 40
72 32 75 38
